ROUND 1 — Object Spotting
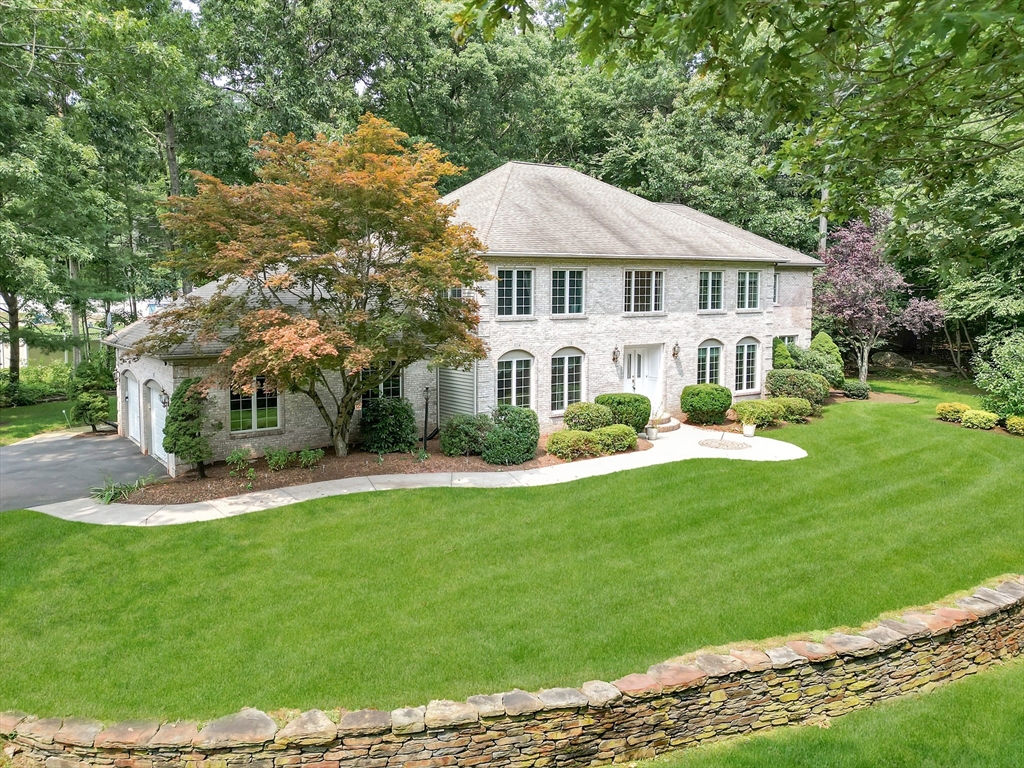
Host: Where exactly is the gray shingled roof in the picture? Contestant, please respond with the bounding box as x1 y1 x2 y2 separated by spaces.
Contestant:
442 161 821 265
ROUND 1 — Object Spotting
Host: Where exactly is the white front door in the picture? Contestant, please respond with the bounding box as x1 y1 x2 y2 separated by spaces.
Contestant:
623 345 662 406
126 378 141 444
148 385 167 462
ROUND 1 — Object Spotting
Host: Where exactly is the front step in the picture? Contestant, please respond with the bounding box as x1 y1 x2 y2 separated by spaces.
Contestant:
650 414 672 426
648 416 681 433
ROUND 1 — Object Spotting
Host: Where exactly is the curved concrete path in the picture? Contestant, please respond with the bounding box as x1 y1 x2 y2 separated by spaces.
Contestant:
24 424 807 526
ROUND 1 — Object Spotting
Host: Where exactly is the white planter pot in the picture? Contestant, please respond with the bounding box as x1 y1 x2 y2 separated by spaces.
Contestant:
742 423 756 438
646 427 659 441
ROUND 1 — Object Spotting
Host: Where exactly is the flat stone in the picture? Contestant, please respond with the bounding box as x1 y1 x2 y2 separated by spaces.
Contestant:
647 663 708 689
580 680 621 708
956 596 1001 617
974 587 1015 608
54 718 104 747
423 700 477 728
879 618 931 639
764 646 808 669
823 633 879 657
729 649 772 672
466 694 505 718
934 606 975 624
0 712 28 736
611 673 662 697
538 688 589 710
695 653 746 677
995 580 1024 600
859 626 906 650
903 612 957 635
94 721 161 749
193 709 277 749
275 710 337 745
18 718 63 744
338 709 391 736
786 641 836 662
149 721 198 748
390 707 425 735
502 689 544 716
45 757 84 768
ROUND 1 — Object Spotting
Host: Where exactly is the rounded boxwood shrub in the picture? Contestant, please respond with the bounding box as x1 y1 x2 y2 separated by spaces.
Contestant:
680 383 733 425
546 430 602 461
439 414 493 456
935 402 972 423
1006 415 1024 436
732 399 784 428
481 404 539 465
592 423 638 453
771 396 814 423
563 401 614 431
772 337 796 369
594 392 651 433
961 409 998 430
361 396 417 453
792 347 845 388
810 331 843 367
842 379 871 400
764 369 830 406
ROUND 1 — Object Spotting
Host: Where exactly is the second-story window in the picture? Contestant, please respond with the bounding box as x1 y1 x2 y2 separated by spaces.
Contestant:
773 273 780 304
737 271 760 309
624 270 664 313
497 269 533 316
699 271 723 310
551 269 585 314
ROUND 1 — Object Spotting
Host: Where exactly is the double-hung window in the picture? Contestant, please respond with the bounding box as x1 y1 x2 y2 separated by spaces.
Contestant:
772 273 780 304
623 270 664 313
230 376 279 432
551 269 585 315
497 269 533 317
735 340 759 391
497 353 532 407
550 349 583 412
697 343 722 385
698 271 723 310
361 365 402 409
737 271 760 309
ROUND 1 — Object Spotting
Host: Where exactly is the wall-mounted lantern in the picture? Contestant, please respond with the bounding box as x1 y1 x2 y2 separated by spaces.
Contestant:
158 390 171 408
612 345 620 363
672 342 680 358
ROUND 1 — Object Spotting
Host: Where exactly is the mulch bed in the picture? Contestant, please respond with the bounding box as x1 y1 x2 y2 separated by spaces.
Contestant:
125 436 653 505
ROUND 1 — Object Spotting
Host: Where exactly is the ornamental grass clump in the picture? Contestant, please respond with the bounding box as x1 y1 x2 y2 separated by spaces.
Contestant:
733 399 784 428
563 401 614 431
680 384 733 425
765 369 830 406
935 402 972 423
594 393 651 432
960 409 999 430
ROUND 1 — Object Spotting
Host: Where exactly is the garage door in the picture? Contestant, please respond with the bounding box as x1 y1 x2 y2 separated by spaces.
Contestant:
126 378 141 444
148 385 167 462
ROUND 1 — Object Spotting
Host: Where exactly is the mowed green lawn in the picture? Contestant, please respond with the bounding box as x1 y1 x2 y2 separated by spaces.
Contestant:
653 658 1024 768
0 396 116 446
1 378 1021 720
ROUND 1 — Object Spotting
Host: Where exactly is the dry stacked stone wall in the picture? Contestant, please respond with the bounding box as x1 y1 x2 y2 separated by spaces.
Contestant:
4 577 1023 768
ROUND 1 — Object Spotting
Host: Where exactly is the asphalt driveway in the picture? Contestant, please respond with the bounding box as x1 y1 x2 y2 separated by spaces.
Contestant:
0 431 167 512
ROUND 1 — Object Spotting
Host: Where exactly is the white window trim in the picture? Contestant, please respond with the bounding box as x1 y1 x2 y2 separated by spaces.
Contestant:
497 351 534 409
229 376 281 433
772 272 780 305
737 270 762 311
360 366 403 409
623 269 666 315
697 341 723 386
698 270 724 312
549 348 585 414
550 267 587 316
734 339 760 393
496 268 535 319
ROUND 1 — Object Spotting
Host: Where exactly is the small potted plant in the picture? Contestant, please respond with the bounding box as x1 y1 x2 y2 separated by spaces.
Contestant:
646 422 659 440
741 421 756 438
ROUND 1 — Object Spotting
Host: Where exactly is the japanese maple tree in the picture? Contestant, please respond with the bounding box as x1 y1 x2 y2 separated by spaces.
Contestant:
815 219 944 383
141 115 490 456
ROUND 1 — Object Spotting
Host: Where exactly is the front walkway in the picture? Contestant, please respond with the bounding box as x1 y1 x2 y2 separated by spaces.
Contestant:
25 424 807 526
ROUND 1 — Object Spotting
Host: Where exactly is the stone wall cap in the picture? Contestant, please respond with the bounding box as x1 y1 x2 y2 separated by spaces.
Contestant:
148 721 198 748
974 587 1015 609
786 640 836 662
934 606 975 624
54 718 104 747
0 712 28 736
193 708 277 749
94 720 160 750
878 617 930 639
390 707 426 735
610 673 662 697
859 625 906 650
956 596 1001 617
823 633 879 657
338 709 392 736
903 612 956 635
647 663 707 689
275 710 337 745
466 694 505 719
424 700 477 729
580 680 621 708
695 653 746 677
995 580 1024 601
17 717 63 744
502 689 544 716
729 649 772 672
765 646 808 669
538 688 589 710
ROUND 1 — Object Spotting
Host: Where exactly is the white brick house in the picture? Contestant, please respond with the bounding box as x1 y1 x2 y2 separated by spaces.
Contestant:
105 162 819 476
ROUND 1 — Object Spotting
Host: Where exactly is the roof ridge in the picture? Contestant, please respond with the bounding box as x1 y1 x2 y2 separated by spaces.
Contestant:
480 162 515 242
657 202 798 262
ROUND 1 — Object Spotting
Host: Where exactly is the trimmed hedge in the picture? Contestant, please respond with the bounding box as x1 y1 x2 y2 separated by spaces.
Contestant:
680 383 733 425
481 405 539 465
546 430 602 461
592 424 638 453
361 397 417 453
733 399 784 428
594 393 651 433
961 409 999 430
439 414 493 456
1006 415 1024 436
810 331 843 367
771 396 814 423
842 379 872 400
935 402 972 423
792 347 845 388
772 337 796 369
563 401 614 431
765 369 830 405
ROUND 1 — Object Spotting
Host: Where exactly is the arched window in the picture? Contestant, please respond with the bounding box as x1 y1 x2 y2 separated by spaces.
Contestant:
697 340 723 385
735 337 760 392
550 347 584 412
497 350 533 408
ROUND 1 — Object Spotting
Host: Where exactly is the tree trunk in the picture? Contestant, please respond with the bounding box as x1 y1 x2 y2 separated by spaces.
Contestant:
196 460 207 479
69 259 82 366
165 110 192 295
2 292 20 385
858 343 871 384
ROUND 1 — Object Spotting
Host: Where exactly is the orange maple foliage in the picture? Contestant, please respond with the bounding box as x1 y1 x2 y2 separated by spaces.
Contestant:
140 115 490 456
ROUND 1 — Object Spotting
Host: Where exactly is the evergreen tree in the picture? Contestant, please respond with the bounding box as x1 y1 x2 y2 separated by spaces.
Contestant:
162 377 213 478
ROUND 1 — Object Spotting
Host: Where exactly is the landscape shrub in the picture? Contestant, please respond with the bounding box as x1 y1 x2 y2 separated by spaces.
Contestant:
810 331 844 367
546 430 602 461
1 361 77 405
764 369 830 405
842 379 872 400
772 337 796 369
1005 415 1024 436
265 447 297 471
792 347 845 388
594 393 651 432
592 423 638 453
960 409 999 430
161 377 213 477
481 404 539 465
70 392 110 431
299 447 325 468
680 383 733 425
563 401 614 431
771 397 814 423
974 331 1024 418
935 402 972 423
69 360 116 431
439 414 493 456
732 399 784 427
226 448 252 474
360 396 417 453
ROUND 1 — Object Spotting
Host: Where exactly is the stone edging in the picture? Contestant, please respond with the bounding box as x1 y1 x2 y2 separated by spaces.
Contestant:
3 576 1023 768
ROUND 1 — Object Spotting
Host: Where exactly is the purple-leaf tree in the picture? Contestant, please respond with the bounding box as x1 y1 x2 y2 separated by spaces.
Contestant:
815 219 944 383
